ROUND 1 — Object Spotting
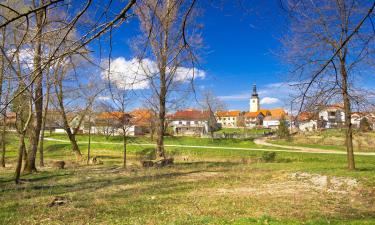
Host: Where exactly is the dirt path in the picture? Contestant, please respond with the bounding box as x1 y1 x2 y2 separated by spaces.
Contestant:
254 137 375 156
44 137 375 156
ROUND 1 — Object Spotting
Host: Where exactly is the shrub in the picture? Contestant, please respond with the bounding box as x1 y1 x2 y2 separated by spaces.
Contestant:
262 152 276 162
359 117 371 132
277 116 290 139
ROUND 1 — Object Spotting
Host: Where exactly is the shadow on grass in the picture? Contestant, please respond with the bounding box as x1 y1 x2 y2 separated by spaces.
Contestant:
45 143 70 152
0 161 233 197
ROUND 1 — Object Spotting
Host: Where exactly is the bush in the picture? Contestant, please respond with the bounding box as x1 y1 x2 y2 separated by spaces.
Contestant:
359 117 371 132
277 116 290 138
261 152 276 162
135 148 156 161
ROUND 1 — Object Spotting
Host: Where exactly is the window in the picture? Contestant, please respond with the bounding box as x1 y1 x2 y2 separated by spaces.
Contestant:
179 121 182 125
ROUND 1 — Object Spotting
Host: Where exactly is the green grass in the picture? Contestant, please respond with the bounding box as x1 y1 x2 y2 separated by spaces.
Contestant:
1 132 375 224
214 128 270 135
269 139 347 151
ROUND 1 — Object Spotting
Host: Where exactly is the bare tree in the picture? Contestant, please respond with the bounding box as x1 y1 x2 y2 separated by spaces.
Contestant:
201 90 225 139
281 0 375 170
134 0 201 159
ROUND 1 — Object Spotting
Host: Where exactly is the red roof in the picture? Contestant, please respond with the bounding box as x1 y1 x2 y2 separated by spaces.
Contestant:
297 112 317 121
243 112 264 118
216 110 241 117
170 109 209 120
130 109 153 126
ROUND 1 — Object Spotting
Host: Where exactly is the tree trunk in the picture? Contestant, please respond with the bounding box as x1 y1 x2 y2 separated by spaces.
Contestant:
1 112 6 167
0 27 5 168
340 59 355 170
38 130 45 167
156 91 166 159
15 134 26 184
66 128 82 160
39 75 50 167
87 118 91 165
24 5 44 173
1 127 5 167
122 128 127 168
156 67 167 159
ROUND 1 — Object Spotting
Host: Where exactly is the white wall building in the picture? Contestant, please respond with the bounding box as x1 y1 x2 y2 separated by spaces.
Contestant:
318 105 345 128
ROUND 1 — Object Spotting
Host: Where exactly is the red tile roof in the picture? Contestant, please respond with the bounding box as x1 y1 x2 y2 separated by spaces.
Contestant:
170 109 209 120
243 112 264 118
216 110 241 117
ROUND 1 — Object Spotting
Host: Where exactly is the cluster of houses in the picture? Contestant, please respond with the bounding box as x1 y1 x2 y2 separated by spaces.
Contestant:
168 85 289 136
2 85 374 137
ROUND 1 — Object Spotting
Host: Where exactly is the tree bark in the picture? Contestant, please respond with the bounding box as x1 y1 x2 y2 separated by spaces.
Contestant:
87 116 91 165
340 59 355 170
1 125 5 167
0 26 6 167
15 134 26 184
122 127 127 168
156 70 166 159
65 127 82 160
39 73 50 167
24 5 44 173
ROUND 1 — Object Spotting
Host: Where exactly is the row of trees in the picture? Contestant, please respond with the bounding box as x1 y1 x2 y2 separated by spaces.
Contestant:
0 0 202 183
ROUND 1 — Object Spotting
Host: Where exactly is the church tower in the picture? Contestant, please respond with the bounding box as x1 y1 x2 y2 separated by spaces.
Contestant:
249 84 260 112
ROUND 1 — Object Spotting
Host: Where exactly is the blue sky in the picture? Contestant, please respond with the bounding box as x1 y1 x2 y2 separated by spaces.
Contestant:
91 1 295 111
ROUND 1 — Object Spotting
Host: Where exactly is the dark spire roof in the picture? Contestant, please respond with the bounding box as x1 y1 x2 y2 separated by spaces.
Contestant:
252 84 258 97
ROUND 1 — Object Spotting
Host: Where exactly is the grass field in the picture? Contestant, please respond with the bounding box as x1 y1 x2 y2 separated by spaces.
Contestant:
214 127 270 135
1 132 375 224
268 130 375 152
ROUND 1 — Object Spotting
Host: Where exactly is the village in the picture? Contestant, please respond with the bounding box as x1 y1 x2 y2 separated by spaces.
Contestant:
4 84 373 138
1 1 375 225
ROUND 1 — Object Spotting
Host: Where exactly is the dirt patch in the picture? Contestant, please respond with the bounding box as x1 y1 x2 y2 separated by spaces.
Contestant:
215 172 359 197
291 172 358 194
216 181 318 198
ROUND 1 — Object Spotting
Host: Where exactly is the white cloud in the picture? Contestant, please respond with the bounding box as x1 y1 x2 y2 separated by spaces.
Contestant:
260 97 280 105
101 57 205 90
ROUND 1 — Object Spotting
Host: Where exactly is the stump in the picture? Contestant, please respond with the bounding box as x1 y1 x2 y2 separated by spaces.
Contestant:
52 161 65 169
155 158 174 167
141 160 154 168
48 196 68 207
90 156 103 165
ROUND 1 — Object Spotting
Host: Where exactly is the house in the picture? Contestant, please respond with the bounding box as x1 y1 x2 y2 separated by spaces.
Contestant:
263 115 290 129
83 111 146 136
296 112 318 132
215 110 241 127
168 109 210 136
129 109 154 135
243 111 265 128
351 112 375 130
318 104 345 128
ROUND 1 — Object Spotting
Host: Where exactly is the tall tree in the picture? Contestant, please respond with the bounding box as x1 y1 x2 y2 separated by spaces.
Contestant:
134 0 201 158
24 0 46 173
282 0 375 170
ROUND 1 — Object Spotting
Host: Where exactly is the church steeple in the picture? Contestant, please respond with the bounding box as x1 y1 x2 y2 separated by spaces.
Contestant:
252 84 258 97
249 84 260 112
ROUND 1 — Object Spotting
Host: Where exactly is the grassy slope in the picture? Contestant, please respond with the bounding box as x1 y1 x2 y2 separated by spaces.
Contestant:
1 133 375 224
269 139 346 151
269 129 375 152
